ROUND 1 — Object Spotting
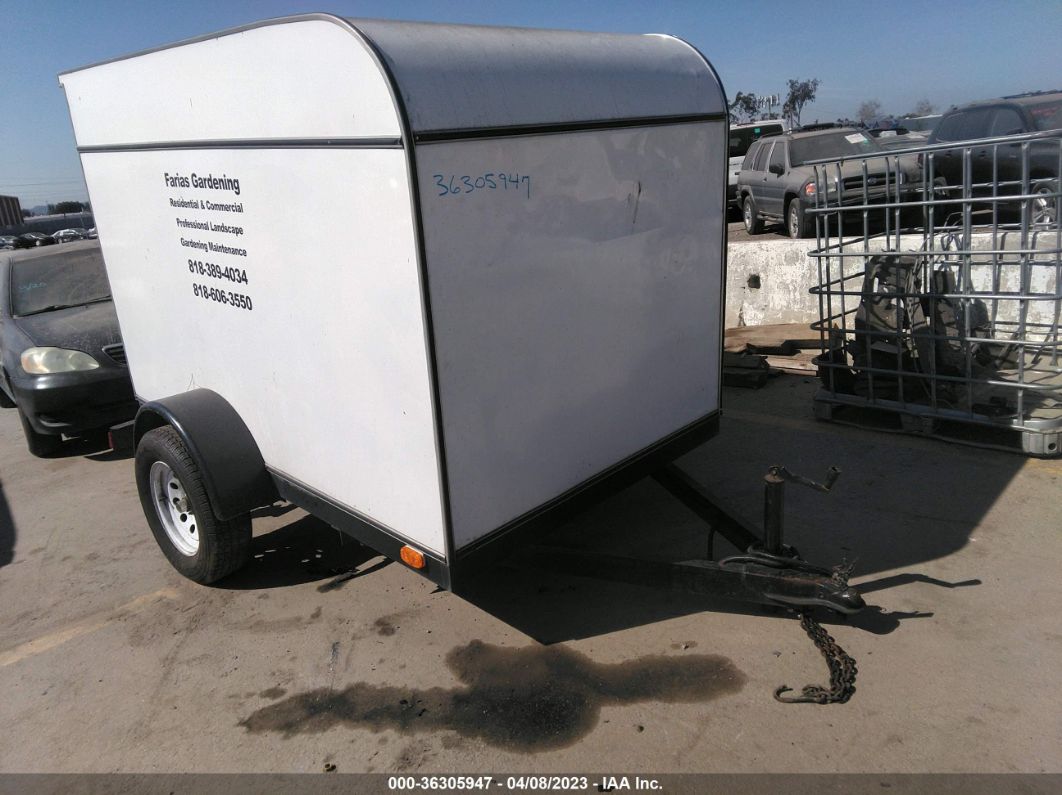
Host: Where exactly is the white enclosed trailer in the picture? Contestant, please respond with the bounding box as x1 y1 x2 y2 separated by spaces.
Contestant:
59 14 730 590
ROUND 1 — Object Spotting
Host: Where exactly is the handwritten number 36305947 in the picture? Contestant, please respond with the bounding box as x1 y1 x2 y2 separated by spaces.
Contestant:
434 173 531 199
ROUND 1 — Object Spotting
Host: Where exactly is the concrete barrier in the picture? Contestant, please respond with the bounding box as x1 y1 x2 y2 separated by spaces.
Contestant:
725 238 818 328
725 230 1062 330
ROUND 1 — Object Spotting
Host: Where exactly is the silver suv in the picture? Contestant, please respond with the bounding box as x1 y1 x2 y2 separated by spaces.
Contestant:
738 127 916 238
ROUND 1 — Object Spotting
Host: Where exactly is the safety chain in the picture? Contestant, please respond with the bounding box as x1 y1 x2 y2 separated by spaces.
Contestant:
774 611 858 704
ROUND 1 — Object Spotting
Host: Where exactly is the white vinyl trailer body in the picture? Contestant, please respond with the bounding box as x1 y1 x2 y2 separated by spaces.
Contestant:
59 14 728 590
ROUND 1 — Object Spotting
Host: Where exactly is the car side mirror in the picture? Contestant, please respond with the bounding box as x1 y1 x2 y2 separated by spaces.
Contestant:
769 163 784 175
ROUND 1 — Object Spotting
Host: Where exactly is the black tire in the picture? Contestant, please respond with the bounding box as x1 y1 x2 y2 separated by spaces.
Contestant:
743 195 764 234
135 426 251 584
18 407 62 457
787 198 811 239
0 380 15 409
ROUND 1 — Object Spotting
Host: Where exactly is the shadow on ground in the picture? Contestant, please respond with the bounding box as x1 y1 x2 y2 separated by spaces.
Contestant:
461 378 1019 644
210 379 1021 646
219 511 391 591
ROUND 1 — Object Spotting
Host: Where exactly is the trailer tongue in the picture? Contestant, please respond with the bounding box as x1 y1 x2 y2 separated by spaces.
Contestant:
511 461 864 704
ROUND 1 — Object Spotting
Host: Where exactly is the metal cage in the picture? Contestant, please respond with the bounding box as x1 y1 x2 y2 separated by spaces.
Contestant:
808 128 1062 455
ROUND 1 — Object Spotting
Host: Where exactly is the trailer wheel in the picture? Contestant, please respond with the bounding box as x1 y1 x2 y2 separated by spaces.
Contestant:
18 407 62 457
135 426 251 584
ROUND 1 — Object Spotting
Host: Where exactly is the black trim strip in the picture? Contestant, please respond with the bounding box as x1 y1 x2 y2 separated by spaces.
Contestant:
449 411 721 591
77 137 403 154
414 113 727 143
270 469 451 590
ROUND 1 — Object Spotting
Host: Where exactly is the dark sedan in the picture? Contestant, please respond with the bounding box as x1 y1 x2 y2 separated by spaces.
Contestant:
0 243 136 456
13 233 57 249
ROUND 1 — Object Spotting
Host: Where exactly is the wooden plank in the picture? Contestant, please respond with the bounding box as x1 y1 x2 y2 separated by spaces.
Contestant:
765 350 820 375
724 323 821 354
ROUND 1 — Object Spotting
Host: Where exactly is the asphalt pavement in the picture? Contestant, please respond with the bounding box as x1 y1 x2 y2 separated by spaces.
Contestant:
1 376 1060 774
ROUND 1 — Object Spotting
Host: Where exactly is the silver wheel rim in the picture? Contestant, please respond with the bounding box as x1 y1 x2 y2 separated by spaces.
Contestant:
1032 185 1056 226
149 461 199 556
789 205 799 237
744 201 753 231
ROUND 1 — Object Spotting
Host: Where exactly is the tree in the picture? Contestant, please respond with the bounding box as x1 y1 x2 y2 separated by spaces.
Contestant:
910 99 935 117
53 201 85 214
857 99 882 125
782 78 820 128
728 91 760 124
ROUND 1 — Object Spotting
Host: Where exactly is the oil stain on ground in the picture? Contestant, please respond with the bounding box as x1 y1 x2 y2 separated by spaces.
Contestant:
239 640 745 752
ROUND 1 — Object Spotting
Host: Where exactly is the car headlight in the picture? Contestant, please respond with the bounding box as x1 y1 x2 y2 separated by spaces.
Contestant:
21 347 100 374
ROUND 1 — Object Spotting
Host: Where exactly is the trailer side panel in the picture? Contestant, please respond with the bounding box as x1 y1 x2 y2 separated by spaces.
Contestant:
79 146 447 556
416 122 725 549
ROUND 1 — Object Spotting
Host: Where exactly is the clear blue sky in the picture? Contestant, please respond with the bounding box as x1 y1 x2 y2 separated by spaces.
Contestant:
1 0 1059 208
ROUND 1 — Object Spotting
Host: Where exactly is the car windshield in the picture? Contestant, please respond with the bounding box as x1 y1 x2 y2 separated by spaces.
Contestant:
1029 100 1062 132
789 131 883 166
904 116 940 133
10 247 112 316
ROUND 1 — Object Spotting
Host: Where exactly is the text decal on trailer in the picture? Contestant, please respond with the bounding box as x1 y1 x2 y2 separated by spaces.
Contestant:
165 171 241 195
164 170 255 311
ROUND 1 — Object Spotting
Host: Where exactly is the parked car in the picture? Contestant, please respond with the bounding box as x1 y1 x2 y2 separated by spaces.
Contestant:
926 91 1061 224
13 232 56 249
51 228 87 243
0 243 136 456
84 227 98 239
727 120 787 207
0 236 16 250
737 127 917 238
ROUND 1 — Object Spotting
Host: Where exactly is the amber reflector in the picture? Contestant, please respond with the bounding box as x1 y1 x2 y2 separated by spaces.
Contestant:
399 546 426 569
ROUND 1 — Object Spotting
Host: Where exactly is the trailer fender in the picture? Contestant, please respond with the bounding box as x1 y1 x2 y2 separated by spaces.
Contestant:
134 389 277 521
